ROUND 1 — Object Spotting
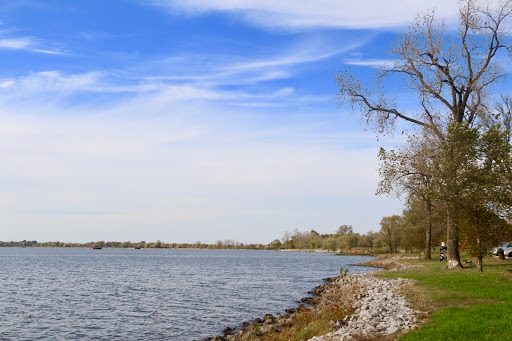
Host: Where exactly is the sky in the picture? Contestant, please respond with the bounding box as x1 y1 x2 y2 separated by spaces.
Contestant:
0 0 464 244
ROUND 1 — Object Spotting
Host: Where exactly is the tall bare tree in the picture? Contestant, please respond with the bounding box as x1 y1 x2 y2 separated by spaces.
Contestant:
337 0 512 268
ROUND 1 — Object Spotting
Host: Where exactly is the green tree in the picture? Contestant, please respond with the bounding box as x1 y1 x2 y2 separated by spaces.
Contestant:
380 215 402 254
358 230 378 252
338 233 359 252
336 225 353 235
270 239 282 250
322 237 338 252
444 124 512 271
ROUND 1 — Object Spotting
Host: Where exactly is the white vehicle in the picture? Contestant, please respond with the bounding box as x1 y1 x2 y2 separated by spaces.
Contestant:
492 242 512 257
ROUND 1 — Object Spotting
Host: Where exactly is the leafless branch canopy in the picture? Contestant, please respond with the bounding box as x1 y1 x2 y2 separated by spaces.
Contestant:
336 0 512 137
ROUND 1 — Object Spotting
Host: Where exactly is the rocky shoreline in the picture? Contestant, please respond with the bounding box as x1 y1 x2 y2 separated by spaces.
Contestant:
308 274 420 340
203 259 422 341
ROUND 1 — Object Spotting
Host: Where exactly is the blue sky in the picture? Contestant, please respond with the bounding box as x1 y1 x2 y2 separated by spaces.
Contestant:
0 0 463 243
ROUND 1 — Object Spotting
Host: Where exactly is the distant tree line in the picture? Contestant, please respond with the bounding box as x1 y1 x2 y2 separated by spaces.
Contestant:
272 225 382 253
0 239 272 250
0 228 388 252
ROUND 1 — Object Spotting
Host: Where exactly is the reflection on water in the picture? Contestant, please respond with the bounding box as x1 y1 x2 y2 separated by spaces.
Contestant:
0 248 375 340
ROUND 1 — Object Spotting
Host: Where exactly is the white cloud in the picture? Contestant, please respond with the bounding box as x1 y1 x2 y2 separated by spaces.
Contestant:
0 22 65 54
0 71 103 96
224 46 357 71
31 48 66 55
147 0 459 29
0 70 296 104
344 58 394 68
0 80 15 88
142 37 368 89
0 37 353 103
0 37 33 49
0 36 65 54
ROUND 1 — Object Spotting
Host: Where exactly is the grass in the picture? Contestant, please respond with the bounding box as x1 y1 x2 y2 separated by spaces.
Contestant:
374 255 512 340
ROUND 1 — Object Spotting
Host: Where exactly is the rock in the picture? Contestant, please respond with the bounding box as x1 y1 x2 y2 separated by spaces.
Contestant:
222 327 234 336
387 325 400 334
300 296 317 305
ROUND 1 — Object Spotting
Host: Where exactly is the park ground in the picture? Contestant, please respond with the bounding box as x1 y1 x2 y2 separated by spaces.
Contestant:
372 254 512 340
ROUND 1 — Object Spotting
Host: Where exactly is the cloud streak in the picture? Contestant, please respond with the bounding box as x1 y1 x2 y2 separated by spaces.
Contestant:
0 36 65 54
0 38 33 49
0 21 65 55
147 0 459 29
0 37 360 106
344 58 394 68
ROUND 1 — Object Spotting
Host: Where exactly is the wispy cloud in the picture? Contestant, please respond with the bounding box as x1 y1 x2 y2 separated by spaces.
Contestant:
0 71 103 94
146 0 458 30
344 58 393 68
224 46 355 71
32 48 66 55
0 22 65 55
140 38 369 94
0 35 65 54
0 38 356 104
0 70 297 106
0 37 33 49
79 31 134 41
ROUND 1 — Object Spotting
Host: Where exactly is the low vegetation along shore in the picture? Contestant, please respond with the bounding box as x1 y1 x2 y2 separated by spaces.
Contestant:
205 254 512 341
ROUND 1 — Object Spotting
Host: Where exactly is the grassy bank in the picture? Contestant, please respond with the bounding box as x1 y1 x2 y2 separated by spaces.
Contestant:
374 255 512 340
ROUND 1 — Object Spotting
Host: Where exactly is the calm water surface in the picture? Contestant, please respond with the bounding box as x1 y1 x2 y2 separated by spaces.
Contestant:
0 248 376 340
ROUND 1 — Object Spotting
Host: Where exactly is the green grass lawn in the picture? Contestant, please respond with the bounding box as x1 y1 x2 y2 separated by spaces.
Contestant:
376 255 512 340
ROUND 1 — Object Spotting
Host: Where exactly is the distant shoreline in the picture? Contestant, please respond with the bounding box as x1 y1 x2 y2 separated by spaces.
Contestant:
0 245 377 256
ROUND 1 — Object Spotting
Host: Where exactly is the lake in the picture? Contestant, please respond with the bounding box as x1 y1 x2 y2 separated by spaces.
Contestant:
0 248 376 340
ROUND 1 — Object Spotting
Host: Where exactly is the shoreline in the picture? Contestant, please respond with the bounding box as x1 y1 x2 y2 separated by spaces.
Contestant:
204 257 421 341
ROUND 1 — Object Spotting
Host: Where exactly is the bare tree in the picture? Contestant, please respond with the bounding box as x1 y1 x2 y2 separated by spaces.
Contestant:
493 94 512 141
337 0 512 268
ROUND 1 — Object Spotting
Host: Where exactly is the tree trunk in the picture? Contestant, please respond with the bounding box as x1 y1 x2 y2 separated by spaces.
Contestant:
498 248 505 260
477 256 483 272
424 202 432 260
446 207 463 269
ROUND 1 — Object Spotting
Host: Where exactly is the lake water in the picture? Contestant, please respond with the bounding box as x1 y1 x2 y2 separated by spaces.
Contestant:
0 248 376 340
